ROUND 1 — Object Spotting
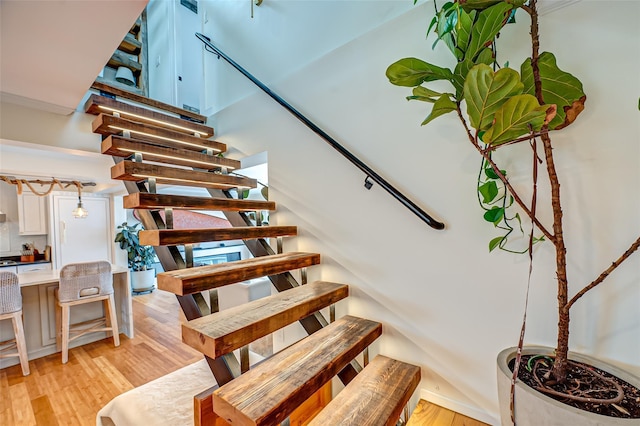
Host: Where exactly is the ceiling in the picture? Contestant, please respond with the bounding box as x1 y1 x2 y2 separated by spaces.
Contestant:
0 0 148 115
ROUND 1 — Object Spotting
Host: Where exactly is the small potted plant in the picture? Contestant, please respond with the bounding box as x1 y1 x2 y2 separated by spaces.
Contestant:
114 222 156 293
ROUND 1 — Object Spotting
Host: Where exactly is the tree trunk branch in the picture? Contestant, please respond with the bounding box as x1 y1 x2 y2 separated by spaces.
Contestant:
566 236 640 310
528 0 571 382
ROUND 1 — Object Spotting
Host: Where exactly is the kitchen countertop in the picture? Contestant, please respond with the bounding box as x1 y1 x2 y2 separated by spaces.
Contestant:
18 265 128 287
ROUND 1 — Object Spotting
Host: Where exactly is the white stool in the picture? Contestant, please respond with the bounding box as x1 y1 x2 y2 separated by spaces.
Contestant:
57 261 120 364
0 271 30 375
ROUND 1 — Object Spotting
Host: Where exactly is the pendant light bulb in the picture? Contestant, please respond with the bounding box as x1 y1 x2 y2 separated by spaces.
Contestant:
72 183 88 219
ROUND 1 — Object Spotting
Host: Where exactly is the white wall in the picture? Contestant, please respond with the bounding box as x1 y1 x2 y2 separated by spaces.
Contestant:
200 0 414 115
147 0 178 106
207 1 640 422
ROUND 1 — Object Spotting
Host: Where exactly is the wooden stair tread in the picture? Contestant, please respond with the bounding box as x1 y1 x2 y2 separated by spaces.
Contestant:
101 135 239 170
213 315 382 426
123 193 276 211
111 161 257 190
85 94 214 136
93 114 225 153
92 81 207 123
139 226 298 246
119 33 142 55
308 355 421 426
157 252 321 295
108 51 142 74
183 281 348 358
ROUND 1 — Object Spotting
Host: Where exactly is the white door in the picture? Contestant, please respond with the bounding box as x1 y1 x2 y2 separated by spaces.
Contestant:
52 194 112 269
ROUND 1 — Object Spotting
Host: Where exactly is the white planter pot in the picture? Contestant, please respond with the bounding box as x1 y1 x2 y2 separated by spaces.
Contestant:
130 269 155 293
497 346 640 426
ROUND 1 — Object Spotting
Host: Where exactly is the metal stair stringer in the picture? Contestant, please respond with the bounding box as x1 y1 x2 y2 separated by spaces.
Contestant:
209 188 363 384
117 162 241 387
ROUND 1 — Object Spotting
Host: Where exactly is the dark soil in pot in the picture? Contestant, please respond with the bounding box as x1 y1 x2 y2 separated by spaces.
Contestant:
509 355 640 419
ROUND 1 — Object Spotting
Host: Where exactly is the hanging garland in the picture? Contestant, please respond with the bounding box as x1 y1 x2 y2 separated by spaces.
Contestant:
0 175 94 196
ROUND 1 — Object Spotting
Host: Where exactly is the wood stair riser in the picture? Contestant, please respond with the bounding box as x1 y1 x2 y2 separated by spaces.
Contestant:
139 226 298 246
102 135 240 170
307 355 421 426
111 161 257 190
182 281 348 358
123 193 275 211
93 114 226 153
157 252 321 296
85 94 214 136
213 315 382 426
92 82 207 123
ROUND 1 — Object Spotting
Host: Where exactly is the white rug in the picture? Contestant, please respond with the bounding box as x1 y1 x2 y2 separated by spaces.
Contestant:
96 359 215 426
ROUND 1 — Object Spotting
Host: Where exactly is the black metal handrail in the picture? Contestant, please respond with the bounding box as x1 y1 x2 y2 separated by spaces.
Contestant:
196 33 445 230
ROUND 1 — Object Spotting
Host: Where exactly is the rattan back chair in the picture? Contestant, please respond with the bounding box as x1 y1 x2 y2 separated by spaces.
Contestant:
57 261 120 363
0 271 30 375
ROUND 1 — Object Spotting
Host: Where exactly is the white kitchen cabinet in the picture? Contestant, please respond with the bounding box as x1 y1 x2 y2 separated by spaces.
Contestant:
17 190 48 235
17 263 51 273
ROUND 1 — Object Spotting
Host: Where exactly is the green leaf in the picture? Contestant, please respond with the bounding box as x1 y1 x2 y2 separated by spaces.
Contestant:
521 52 586 129
476 48 495 66
484 167 506 179
484 206 505 224
479 181 499 203
514 212 524 233
427 16 438 36
483 94 549 145
460 0 526 12
421 94 457 126
407 86 444 103
434 5 459 57
464 64 524 130
459 0 503 11
456 8 474 55
386 58 453 87
489 236 505 252
453 49 499 100
452 59 474 100
465 2 513 62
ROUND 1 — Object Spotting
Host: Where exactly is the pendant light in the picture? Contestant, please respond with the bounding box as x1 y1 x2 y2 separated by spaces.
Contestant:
115 66 136 86
72 182 88 219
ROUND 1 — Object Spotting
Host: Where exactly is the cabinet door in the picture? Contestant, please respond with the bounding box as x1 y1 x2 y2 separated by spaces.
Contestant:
17 263 51 273
0 265 18 274
18 191 47 235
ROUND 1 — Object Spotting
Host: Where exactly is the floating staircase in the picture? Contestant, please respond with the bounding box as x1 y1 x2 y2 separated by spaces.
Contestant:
86 83 420 426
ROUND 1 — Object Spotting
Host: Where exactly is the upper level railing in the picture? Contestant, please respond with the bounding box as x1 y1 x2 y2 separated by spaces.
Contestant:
196 33 445 230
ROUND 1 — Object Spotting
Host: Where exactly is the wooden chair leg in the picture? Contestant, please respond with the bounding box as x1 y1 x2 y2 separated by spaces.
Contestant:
11 311 30 376
106 294 120 347
61 304 70 364
55 289 62 352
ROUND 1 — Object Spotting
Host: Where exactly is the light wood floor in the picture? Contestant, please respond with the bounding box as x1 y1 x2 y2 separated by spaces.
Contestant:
1 289 202 425
408 399 489 426
2 290 489 426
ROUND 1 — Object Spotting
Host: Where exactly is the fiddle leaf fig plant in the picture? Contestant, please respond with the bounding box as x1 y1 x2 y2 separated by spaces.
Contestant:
386 0 640 405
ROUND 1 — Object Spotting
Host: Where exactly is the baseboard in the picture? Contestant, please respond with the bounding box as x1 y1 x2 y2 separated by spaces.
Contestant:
419 388 500 426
